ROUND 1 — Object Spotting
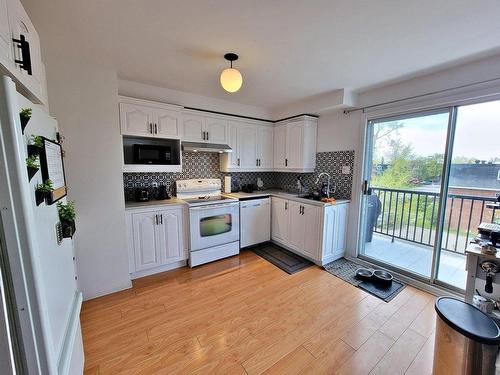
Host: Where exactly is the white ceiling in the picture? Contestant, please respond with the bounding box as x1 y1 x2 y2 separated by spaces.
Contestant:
23 0 500 111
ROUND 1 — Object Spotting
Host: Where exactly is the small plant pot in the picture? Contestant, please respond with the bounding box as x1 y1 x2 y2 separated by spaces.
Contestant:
35 189 47 206
27 166 39 181
61 219 76 238
27 144 42 157
20 115 31 134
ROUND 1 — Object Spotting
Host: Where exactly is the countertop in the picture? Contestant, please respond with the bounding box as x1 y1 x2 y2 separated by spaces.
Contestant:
465 244 500 260
125 197 187 210
225 189 350 207
124 189 350 210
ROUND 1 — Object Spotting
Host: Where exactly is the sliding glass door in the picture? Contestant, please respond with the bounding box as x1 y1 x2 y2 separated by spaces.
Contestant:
360 99 500 291
359 110 451 280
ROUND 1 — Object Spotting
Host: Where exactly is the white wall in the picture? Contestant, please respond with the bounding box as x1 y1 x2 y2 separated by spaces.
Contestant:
119 79 271 120
43 58 131 299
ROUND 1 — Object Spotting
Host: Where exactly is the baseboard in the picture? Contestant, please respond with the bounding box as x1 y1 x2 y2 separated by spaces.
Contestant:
130 260 187 279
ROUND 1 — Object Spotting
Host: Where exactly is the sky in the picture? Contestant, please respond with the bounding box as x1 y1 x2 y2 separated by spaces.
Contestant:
374 99 500 161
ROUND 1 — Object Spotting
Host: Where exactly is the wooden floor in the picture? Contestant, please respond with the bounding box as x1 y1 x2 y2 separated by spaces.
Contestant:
81 251 437 375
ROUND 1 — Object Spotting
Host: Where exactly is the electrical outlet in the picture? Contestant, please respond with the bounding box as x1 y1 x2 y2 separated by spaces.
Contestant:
342 166 351 175
152 182 158 188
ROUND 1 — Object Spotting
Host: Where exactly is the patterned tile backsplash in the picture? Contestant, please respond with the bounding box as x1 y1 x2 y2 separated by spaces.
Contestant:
123 150 355 200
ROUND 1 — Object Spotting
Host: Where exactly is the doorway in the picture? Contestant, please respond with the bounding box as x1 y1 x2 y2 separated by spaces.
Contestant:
359 100 500 291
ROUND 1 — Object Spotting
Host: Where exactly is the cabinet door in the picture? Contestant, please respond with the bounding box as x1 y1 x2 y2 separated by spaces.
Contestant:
132 211 162 271
302 204 321 260
182 114 205 142
227 121 240 168
271 197 289 243
257 126 274 169
273 124 287 169
7 0 44 101
120 103 155 136
205 118 228 143
332 204 348 255
154 108 181 138
238 125 258 169
157 208 185 263
0 0 11 63
287 201 305 251
286 121 304 169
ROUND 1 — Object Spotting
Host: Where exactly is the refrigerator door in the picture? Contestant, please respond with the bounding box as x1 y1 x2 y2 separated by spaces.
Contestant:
0 75 83 374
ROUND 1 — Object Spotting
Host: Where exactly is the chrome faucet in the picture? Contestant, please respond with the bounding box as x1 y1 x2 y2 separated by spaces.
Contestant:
315 172 335 198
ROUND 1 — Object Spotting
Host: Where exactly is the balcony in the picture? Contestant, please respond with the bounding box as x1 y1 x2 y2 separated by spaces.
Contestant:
362 187 498 289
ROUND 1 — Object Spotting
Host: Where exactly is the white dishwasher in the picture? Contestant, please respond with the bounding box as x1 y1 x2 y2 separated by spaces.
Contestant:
240 197 271 248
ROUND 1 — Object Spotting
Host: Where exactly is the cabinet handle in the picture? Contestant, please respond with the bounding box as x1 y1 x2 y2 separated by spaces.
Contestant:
256 159 258 166
237 158 240 166
12 35 32 75
206 131 209 141
285 158 288 167
154 123 158 134
149 123 153 134
160 214 163 224
202 131 205 140
285 202 288 210
155 214 158 225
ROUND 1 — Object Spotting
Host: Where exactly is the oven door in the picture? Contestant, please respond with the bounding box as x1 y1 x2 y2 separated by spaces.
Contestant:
189 202 240 251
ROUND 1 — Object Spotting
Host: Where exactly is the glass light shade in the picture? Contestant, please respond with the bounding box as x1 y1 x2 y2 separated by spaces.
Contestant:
220 68 242 93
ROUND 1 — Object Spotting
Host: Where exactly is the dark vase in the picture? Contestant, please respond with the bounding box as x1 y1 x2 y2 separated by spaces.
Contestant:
35 189 46 206
20 115 30 134
27 144 42 157
27 166 39 181
61 219 76 238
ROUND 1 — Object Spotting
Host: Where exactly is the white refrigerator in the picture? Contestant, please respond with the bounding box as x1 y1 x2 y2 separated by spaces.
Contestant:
0 75 84 374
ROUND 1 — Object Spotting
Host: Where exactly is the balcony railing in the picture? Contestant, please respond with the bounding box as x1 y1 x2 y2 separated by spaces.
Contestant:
370 187 498 254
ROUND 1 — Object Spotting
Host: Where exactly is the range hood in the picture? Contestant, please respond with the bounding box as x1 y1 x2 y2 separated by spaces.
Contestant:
181 141 232 153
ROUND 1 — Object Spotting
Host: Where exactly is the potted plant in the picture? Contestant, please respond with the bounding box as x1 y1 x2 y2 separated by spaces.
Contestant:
35 179 53 206
26 155 39 181
57 201 76 238
27 135 43 157
19 108 32 134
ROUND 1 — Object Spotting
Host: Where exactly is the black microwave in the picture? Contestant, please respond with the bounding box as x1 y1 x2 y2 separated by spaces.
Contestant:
133 144 172 164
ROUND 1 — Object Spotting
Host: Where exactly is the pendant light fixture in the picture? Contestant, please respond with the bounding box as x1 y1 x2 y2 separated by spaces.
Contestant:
220 53 242 93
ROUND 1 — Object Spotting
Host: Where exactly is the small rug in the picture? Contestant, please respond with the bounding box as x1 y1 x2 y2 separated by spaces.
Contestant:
323 258 405 302
252 244 313 274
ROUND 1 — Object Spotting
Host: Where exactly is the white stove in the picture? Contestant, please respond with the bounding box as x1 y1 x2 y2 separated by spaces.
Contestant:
176 179 240 267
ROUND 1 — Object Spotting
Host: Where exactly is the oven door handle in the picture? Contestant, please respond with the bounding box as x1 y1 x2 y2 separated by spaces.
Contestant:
189 202 239 211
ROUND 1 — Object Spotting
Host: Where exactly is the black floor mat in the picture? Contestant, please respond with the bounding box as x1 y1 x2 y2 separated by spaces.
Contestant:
358 279 405 302
323 258 405 302
252 244 313 274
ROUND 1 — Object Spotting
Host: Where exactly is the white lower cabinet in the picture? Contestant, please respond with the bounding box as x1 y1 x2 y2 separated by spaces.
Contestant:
271 197 348 264
126 205 187 278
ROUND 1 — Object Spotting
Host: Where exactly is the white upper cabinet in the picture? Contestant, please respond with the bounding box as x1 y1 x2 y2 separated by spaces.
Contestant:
273 124 287 169
0 0 47 104
155 108 182 138
273 116 317 173
119 97 182 139
257 126 274 169
238 124 258 168
205 117 228 144
182 111 228 143
120 103 155 137
220 120 274 172
182 113 205 142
